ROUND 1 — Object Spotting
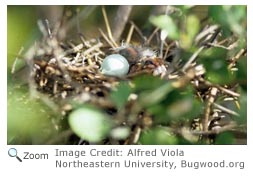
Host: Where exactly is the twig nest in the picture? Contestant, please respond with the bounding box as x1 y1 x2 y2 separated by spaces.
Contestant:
101 54 129 77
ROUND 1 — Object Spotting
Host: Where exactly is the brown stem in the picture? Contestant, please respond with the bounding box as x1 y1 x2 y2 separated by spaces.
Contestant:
228 48 247 69
203 87 218 132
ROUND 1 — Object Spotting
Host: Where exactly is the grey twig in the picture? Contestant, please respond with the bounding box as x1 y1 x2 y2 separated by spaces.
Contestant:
112 5 133 42
198 77 240 97
182 46 205 72
213 103 240 116
195 25 219 44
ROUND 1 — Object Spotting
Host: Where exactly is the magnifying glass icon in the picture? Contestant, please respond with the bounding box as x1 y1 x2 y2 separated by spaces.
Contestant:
8 148 22 162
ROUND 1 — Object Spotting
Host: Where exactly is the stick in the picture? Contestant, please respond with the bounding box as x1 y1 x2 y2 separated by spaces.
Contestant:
129 21 146 42
11 47 24 74
82 42 103 56
49 43 84 63
102 6 118 47
126 23 135 44
195 25 219 44
213 103 239 116
99 28 116 48
191 122 237 136
198 77 240 97
112 5 133 42
228 48 247 69
203 87 218 132
182 46 205 72
146 27 159 45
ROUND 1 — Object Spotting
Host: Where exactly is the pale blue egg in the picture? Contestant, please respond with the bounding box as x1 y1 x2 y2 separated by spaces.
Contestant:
101 54 129 77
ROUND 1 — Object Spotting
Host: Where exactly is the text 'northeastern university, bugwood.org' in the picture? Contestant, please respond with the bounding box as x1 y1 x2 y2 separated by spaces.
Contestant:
54 148 245 169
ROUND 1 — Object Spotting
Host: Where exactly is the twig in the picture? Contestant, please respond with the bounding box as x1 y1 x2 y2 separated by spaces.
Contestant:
228 48 247 69
226 41 239 50
102 6 112 40
146 27 159 45
213 103 239 116
125 126 142 144
198 77 240 97
182 46 205 72
45 19 53 38
102 6 118 48
206 42 230 50
99 28 116 48
217 38 229 45
195 25 219 44
82 42 103 56
217 86 240 97
112 5 133 42
207 41 239 50
203 87 218 131
129 21 146 42
126 23 135 44
191 122 237 136
163 41 176 60
11 47 24 74
37 20 48 37
49 43 84 63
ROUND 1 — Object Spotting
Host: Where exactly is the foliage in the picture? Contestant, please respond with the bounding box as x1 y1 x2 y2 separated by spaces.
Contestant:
69 106 113 143
110 81 131 109
209 5 246 37
150 15 179 40
7 84 59 144
140 127 178 145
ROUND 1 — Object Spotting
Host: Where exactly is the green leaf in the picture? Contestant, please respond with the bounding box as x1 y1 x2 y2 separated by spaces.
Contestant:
132 75 174 107
146 104 167 124
167 97 201 120
147 87 202 124
139 82 173 107
234 91 247 124
132 75 166 93
180 15 200 49
150 15 179 40
110 126 130 140
201 48 234 84
140 127 178 145
187 15 200 41
215 132 235 145
7 6 39 69
209 6 246 36
236 57 247 90
7 84 58 144
205 62 233 84
68 106 113 143
110 82 131 109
